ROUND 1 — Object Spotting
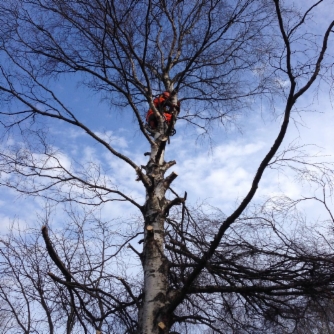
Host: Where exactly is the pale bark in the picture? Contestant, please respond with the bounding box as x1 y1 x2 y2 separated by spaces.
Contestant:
138 92 179 334
139 165 169 333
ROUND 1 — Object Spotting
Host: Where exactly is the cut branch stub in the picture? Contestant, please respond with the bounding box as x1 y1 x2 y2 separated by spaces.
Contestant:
158 322 166 330
146 225 154 233
164 171 178 188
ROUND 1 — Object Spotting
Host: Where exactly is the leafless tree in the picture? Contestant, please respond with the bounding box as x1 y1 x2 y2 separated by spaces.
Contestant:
0 210 144 333
0 0 334 333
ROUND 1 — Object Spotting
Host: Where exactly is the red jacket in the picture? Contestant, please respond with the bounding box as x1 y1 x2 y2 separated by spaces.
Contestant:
146 109 172 129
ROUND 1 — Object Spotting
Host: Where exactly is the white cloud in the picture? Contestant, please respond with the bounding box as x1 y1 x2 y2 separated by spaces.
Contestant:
94 130 129 149
1 73 334 232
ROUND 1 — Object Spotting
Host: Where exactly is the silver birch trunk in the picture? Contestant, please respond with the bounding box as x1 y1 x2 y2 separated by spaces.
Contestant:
138 92 178 334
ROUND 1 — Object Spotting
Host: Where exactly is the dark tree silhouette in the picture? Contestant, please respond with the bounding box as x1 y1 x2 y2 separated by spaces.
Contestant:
0 0 334 333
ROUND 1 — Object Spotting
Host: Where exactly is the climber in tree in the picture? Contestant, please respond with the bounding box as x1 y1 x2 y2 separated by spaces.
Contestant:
146 91 180 135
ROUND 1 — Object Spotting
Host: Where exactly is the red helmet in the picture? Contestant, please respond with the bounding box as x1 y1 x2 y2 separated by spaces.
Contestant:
162 91 170 98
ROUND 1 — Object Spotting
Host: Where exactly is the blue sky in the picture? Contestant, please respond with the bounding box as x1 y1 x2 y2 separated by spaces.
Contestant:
1 2 334 333
1 74 334 234
0 0 334 236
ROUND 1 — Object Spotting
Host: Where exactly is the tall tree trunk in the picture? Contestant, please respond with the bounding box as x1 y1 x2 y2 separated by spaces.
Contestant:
138 90 180 333
138 110 177 333
138 136 169 334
